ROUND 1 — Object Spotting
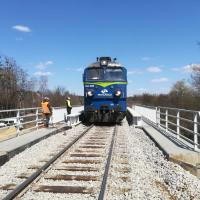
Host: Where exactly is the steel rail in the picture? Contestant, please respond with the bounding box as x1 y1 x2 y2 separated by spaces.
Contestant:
98 125 117 200
3 124 94 200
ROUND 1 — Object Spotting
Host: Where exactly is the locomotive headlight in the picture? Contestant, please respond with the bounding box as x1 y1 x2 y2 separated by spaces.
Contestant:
114 90 121 97
87 90 94 97
101 60 107 65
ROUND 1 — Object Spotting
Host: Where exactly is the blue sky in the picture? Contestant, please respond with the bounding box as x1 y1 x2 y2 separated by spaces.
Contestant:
0 0 200 96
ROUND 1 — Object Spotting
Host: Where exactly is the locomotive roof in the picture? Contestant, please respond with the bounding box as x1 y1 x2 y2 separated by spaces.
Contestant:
88 61 123 68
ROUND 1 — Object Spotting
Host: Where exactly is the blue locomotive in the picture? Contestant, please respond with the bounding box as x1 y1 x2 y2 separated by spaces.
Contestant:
83 57 127 123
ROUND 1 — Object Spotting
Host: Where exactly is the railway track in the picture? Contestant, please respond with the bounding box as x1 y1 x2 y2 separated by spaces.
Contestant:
1 121 200 199
2 122 132 200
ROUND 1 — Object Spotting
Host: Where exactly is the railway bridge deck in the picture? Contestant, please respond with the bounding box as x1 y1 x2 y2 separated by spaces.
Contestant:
0 105 200 176
0 105 200 199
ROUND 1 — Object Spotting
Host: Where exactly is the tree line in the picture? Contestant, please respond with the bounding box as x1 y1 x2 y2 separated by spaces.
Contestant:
0 56 83 110
1 54 200 111
128 65 200 111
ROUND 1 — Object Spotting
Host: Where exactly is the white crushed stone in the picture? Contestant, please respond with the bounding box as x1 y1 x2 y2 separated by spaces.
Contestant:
2 120 200 200
21 191 97 200
47 169 100 176
0 124 88 199
106 120 200 200
38 178 100 188
20 126 113 199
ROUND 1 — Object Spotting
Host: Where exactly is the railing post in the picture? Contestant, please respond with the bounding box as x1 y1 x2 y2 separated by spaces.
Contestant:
156 107 157 124
156 107 160 127
69 116 72 126
51 107 54 127
194 113 198 151
77 115 79 124
16 109 20 136
36 108 39 129
176 111 180 139
165 109 168 132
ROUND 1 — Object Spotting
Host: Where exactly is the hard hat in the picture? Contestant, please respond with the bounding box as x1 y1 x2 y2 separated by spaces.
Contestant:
44 97 49 100
67 97 70 100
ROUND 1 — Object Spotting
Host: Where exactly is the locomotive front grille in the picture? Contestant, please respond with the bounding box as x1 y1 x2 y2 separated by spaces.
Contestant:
100 105 109 113
86 106 94 112
114 105 122 112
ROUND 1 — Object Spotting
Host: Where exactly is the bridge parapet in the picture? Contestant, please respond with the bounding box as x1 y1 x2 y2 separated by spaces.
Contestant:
135 105 200 151
134 105 200 177
156 106 200 151
0 106 83 141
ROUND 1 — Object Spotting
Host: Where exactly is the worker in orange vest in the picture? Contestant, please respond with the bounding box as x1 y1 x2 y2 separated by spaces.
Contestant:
41 97 52 127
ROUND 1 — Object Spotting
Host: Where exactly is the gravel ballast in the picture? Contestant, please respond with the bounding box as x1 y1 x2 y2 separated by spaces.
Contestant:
1 121 200 199
0 124 87 198
106 121 200 199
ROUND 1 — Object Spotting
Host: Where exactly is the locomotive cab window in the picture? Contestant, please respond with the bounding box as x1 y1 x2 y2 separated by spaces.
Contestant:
86 68 103 80
105 68 125 81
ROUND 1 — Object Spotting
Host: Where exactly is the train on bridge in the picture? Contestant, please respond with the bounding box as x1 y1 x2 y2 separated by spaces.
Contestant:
83 56 127 123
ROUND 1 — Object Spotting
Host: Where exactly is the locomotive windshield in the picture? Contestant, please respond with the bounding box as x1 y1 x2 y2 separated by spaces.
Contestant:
86 68 103 80
105 68 124 81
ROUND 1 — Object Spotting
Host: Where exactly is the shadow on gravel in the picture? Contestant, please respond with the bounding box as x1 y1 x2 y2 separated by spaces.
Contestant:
94 122 121 126
79 113 123 126
126 110 133 126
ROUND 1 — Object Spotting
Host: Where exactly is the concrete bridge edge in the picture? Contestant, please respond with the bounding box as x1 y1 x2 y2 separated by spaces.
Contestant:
142 125 200 177
0 125 70 166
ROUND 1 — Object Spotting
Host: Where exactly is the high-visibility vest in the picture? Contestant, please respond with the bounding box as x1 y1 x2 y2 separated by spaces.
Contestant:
41 101 51 114
66 100 72 108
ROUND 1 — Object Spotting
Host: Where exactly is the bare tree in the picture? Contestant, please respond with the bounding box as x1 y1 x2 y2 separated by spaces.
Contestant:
0 57 18 109
49 86 66 106
24 77 38 107
169 80 193 108
16 68 28 108
38 75 48 99
170 80 192 96
191 65 200 95
0 55 82 109
0 56 31 109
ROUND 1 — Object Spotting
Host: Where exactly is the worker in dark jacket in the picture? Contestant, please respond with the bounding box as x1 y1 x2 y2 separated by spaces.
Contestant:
66 97 72 114
41 97 52 127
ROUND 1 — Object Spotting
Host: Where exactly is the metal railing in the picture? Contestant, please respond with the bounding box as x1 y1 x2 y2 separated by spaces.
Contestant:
156 106 200 151
0 107 43 136
0 107 83 140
